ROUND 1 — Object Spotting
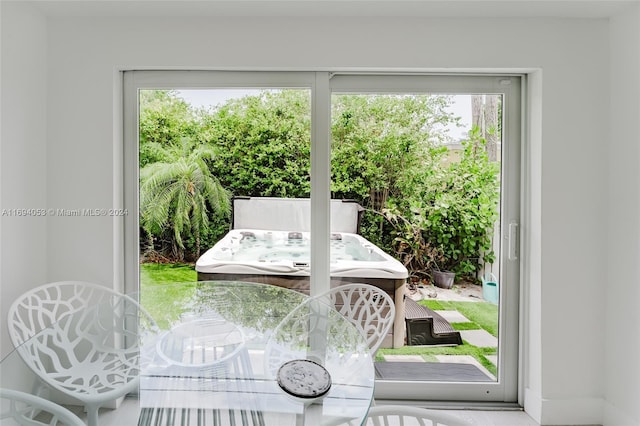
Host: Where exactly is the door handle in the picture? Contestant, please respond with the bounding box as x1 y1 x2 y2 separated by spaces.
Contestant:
508 221 519 261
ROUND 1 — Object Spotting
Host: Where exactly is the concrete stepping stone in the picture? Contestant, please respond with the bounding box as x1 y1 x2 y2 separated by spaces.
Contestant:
382 354 425 362
459 329 498 347
435 310 470 323
486 355 498 366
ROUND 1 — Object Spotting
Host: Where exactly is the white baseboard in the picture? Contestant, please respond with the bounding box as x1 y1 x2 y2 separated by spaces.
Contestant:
524 389 609 425
603 401 638 426
540 396 603 425
524 387 542 425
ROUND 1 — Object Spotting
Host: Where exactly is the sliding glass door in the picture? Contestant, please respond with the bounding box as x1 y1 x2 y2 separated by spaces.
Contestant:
122 71 521 403
327 74 520 402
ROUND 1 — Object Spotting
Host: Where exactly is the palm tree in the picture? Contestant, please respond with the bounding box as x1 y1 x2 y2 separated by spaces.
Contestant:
140 138 230 260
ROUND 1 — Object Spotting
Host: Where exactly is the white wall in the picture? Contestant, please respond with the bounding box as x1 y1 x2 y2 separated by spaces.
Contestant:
43 15 609 425
2 3 639 425
0 1 48 358
606 4 640 425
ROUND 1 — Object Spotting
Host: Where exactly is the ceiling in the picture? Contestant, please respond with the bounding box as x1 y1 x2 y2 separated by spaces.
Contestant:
22 0 637 19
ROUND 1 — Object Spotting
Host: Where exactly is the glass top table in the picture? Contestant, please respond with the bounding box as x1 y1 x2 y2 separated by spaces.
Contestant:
1 281 375 426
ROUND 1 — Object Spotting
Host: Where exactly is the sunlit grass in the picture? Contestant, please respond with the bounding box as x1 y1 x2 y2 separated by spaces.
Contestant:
140 263 197 328
377 344 497 376
421 300 499 337
138 263 499 376
140 262 196 285
451 322 481 331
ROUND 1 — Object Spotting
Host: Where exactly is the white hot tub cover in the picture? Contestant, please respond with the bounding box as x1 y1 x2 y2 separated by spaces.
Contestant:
232 197 363 233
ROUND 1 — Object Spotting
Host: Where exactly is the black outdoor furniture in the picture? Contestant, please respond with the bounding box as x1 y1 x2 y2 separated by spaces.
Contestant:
404 297 463 346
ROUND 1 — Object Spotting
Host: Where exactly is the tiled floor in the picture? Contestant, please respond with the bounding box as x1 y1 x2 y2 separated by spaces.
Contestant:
446 409 541 425
77 400 542 426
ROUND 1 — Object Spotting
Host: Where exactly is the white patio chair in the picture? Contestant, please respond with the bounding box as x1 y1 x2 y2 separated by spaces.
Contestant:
364 404 474 426
7 281 159 426
143 311 262 426
264 282 395 380
1 388 85 426
318 283 396 356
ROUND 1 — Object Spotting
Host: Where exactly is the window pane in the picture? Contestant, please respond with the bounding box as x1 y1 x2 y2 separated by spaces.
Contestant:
138 88 313 317
330 92 503 383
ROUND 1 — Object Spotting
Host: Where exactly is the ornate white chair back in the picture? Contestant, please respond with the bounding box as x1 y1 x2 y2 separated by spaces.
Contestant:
7 281 159 426
320 283 395 356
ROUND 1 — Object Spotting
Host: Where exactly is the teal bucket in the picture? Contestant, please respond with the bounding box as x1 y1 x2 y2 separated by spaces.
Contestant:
482 273 499 304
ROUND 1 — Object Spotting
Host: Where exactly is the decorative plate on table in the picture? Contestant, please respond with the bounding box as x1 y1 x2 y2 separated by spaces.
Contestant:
277 359 332 399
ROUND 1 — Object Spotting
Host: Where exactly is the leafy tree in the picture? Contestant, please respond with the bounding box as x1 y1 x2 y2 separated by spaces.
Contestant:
140 138 231 261
138 89 499 279
330 94 457 250
331 94 456 205
139 90 198 167
384 127 500 279
201 90 312 198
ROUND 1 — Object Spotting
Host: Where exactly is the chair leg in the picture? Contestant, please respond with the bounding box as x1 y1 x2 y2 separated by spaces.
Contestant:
30 379 49 400
86 404 100 426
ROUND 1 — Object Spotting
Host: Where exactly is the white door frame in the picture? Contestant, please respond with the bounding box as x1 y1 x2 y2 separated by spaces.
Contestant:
121 70 522 404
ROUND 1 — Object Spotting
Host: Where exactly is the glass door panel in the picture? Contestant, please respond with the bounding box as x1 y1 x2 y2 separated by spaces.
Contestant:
329 75 520 402
135 87 312 314
330 91 501 378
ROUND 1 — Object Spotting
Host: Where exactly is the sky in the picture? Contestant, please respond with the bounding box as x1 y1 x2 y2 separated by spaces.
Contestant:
174 89 472 140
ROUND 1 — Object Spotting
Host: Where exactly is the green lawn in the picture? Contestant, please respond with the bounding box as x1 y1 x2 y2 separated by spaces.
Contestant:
421 299 499 337
139 262 197 328
139 263 499 376
140 262 196 285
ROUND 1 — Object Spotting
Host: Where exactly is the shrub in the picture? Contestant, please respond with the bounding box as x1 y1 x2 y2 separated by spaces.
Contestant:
385 127 500 278
139 90 499 277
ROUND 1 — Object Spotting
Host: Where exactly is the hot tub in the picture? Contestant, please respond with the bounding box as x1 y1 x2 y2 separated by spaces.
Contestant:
195 197 409 348
196 229 408 348
196 229 407 280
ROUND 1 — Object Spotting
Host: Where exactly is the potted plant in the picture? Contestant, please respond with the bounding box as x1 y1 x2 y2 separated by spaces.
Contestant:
428 247 459 289
431 263 455 289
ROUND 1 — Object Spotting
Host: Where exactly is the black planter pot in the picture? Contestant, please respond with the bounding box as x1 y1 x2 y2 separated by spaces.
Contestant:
432 270 455 289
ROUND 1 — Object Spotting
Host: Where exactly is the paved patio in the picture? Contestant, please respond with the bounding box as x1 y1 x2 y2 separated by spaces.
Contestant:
412 282 486 302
